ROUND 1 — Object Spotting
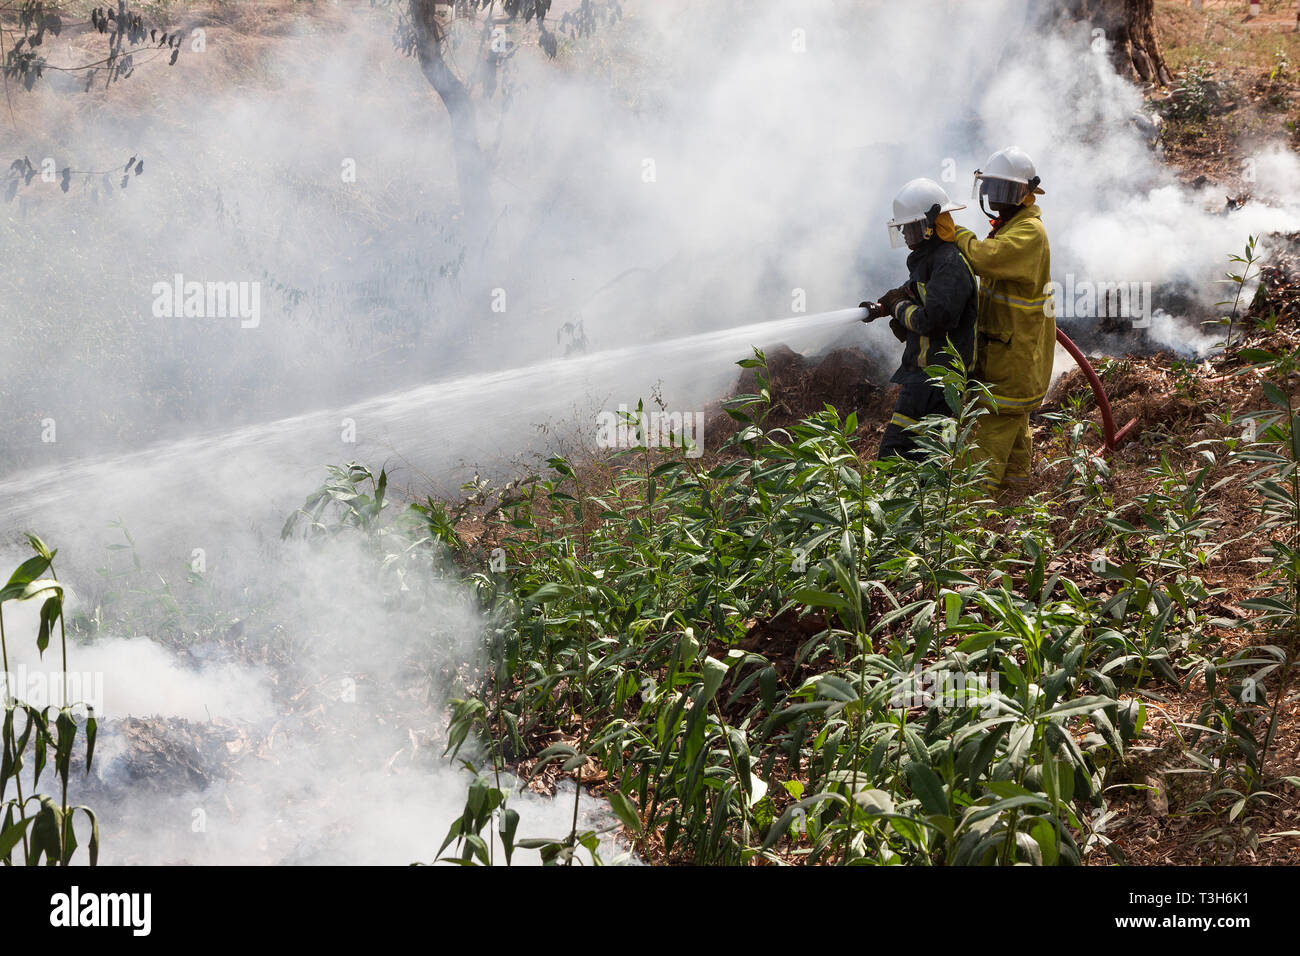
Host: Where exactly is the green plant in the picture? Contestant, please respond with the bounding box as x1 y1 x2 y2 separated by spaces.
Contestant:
1159 59 1225 124
1 535 99 865
408 350 1152 865
1170 357 1201 398
1154 348 1300 849
1269 47 1289 84
286 256 1293 865
1217 235 1261 349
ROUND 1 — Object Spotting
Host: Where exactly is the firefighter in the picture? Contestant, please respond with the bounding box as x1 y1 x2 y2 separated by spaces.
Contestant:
953 146 1055 490
863 178 977 462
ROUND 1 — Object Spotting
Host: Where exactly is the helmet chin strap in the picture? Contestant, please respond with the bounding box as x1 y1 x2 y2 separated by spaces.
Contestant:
920 202 941 241
1020 175 1041 207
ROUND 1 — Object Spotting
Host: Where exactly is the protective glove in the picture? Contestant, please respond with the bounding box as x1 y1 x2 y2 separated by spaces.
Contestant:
858 300 886 322
878 285 914 320
889 317 908 343
933 212 956 242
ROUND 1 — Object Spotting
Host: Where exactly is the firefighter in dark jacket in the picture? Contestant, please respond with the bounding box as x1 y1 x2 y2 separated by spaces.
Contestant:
863 178 978 461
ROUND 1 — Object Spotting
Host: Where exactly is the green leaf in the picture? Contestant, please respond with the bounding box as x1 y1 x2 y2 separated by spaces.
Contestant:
1262 382 1291 411
36 594 61 657
759 666 777 711
1040 695 1115 721
790 588 850 613
943 590 962 628
760 792 850 852
69 806 98 866
967 793 1051 825
1029 817 1059 867
0 555 50 602
816 675 859 703
606 790 642 834
1042 758 1075 805
24 534 54 561
28 796 62 865
0 814 34 861
1015 830 1043 866
853 789 895 815
906 762 949 816
701 656 728 701
524 583 569 604
499 808 520 865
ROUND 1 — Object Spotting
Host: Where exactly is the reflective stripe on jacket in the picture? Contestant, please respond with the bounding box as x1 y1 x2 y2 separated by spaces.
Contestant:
953 204 1055 412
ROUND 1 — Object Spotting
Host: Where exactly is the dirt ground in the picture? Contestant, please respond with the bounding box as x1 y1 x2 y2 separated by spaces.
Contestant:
1155 0 1300 187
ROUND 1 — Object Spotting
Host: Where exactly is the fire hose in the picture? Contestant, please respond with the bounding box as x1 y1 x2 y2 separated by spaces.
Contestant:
1054 328 1138 453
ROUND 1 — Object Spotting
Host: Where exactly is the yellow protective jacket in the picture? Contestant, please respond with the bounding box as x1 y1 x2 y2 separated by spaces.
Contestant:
953 204 1055 413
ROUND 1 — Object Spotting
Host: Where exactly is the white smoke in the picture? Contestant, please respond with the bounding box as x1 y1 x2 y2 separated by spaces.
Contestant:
0 533 629 865
2 0 1297 864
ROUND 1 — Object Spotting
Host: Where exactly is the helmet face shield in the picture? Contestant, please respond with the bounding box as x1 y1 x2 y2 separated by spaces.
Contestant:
887 219 931 249
974 175 1025 206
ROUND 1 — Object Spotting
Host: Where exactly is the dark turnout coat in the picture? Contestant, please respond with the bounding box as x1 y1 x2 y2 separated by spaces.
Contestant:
875 235 979 462
888 236 978 386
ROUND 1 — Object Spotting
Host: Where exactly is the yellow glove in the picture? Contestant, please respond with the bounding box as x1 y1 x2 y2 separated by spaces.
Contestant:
934 212 956 242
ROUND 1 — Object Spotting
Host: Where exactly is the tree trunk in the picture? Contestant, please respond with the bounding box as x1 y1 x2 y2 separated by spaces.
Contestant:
409 0 492 230
1065 0 1173 86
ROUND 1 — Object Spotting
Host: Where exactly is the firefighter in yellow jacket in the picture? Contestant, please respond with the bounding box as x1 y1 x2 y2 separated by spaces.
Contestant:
952 146 1055 490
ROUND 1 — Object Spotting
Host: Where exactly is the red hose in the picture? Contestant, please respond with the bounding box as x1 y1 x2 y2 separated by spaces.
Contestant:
1054 329 1138 453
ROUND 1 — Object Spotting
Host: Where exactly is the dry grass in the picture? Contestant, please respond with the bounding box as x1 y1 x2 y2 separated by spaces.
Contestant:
1155 0 1300 186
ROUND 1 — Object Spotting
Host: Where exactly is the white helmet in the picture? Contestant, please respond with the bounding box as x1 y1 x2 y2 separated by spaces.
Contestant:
886 178 965 249
971 146 1043 206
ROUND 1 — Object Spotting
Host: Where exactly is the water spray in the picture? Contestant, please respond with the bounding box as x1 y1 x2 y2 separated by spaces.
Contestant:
1 304 1145 540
